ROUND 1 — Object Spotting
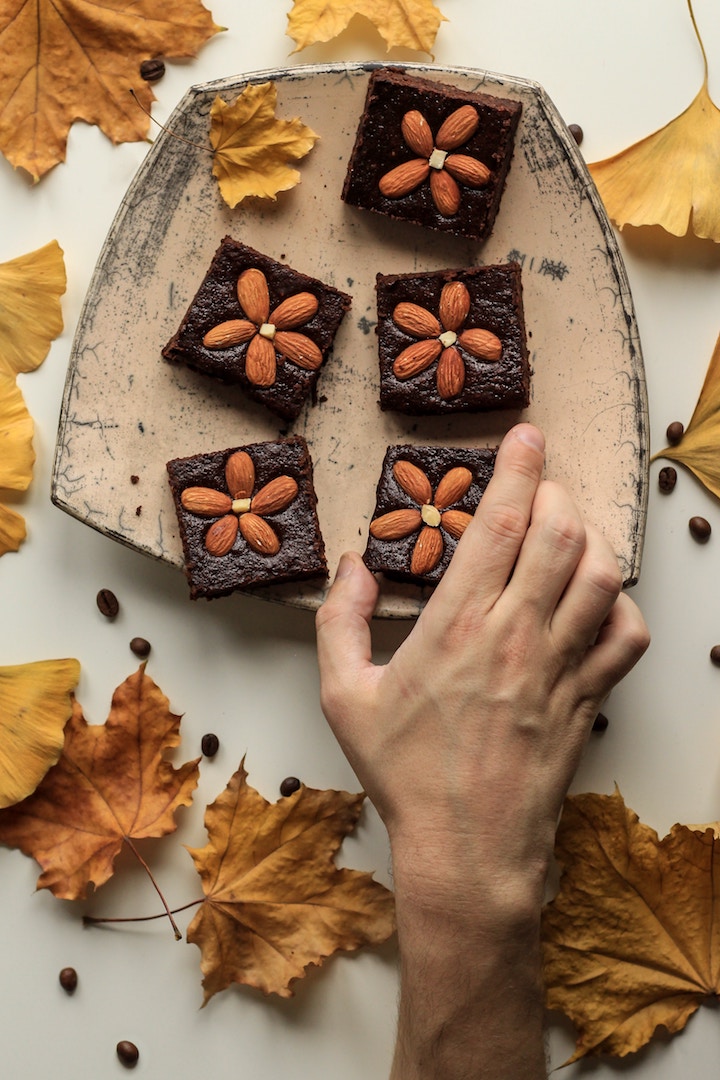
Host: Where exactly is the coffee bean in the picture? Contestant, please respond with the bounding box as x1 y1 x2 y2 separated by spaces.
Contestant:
568 123 583 145
140 58 165 82
592 713 609 733
96 589 119 619
59 967 77 993
280 776 301 797
689 516 711 542
658 466 677 494
116 1041 139 1068
201 733 219 757
666 421 684 445
710 645 720 667
129 637 151 658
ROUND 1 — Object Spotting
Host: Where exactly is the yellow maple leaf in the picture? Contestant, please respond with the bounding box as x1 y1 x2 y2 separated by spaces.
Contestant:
0 372 34 555
287 0 446 55
588 1 720 241
651 329 720 499
209 82 319 209
0 659 80 809
0 240 66 376
542 789 720 1062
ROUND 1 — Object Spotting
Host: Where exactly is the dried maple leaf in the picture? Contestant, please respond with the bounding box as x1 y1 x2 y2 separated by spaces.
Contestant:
588 1 720 241
0 658 80 809
0 665 199 899
0 0 222 181
0 372 34 555
542 789 720 1062
0 240 65 376
651 329 720 499
209 82 319 208
186 761 395 1001
286 0 446 55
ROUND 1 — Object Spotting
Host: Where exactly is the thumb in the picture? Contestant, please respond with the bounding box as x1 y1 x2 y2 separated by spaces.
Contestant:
315 552 379 719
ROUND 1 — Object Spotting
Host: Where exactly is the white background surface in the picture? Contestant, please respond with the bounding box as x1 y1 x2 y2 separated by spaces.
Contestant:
2 1 720 1076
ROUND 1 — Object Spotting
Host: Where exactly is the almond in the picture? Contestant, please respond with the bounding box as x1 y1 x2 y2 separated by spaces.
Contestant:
273 331 323 371
239 513 280 555
444 153 491 188
181 487 233 516
438 282 470 332
251 475 298 516
237 268 270 324
203 319 256 349
205 515 239 557
270 292 319 330
435 105 479 150
369 508 422 541
225 451 255 499
437 347 465 400
245 334 276 386
393 338 442 380
379 158 430 198
458 328 502 361
410 525 444 576
393 302 441 338
434 467 473 510
441 509 474 539
393 460 432 504
430 169 461 216
401 110 433 157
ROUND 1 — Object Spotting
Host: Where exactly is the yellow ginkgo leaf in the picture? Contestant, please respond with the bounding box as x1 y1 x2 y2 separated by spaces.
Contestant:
0 658 80 809
209 83 319 209
0 240 66 375
589 3 720 241
286 0 446 55
0 372 35 556
652 330 720 498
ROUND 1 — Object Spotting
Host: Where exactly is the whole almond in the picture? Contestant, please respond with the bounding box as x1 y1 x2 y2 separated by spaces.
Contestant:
239 513 280 555
270 292 319 330
444 154 491 188
370 508 422 540
430 169 461 216
435 105 479 150
237 268 270 324
181 487 233 516
437 347 465 400
401 110 434 157
205 515 239 557
434 467 473 510
410 525 444 576
251 475 298 516
441 509 474 539
379 159 430 198
393 338 442 380
226 451 255 499
393 302 441 338
203 319 256 349
393 460 432 504
458 328 502 361
245 335 276 386
273 331 323 370
439 282 470 332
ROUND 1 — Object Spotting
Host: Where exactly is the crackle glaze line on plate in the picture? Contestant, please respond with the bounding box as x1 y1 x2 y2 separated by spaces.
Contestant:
52 61 648 618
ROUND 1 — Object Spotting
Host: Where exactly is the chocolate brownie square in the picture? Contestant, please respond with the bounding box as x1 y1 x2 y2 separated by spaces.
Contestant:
162 238 352 421
167 436 327 600
376 262 530 414
342 68 522 242
363 444 497 585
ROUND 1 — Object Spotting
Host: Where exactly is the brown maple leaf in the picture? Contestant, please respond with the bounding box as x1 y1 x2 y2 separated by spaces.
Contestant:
286 0 446 56
0 665 199 902
542 788 720 1062
186 761 395 1001
0 0 222 181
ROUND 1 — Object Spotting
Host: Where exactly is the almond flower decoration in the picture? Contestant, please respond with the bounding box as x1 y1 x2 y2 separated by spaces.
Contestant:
202 268 321 388
370 460 475 576
392 281 502 399
181 451 298 558
379 105 491 216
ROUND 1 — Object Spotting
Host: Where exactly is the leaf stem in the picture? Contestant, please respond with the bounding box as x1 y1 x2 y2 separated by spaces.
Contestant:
687 0 709 85
83 898 203 929
122 836 184 940
129 89 214 154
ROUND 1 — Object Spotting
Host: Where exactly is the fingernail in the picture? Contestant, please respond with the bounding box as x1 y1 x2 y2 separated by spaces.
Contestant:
512 423 545 453
334 553 355 581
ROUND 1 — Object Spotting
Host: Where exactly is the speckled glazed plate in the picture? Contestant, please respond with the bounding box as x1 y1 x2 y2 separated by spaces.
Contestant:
52 61 648 618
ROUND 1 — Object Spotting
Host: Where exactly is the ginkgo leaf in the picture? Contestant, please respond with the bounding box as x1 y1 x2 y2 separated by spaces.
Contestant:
651 329 720 498
0 0 222 180
186 761 395 1001
0 241 66 376
0 665 200 899
0 659 80 809
588 2 720 241
209 82 319 208
542 789 720 1062
0 371 34 556
286 0 446 56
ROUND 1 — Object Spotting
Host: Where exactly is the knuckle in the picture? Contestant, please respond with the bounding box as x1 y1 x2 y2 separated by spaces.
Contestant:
481 501 529 546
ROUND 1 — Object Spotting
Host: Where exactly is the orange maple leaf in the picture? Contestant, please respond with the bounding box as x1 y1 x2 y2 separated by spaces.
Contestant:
186 761 395 1000
286 0 446 56
0 665 199 900
0 0 222 181
542 789 720 1061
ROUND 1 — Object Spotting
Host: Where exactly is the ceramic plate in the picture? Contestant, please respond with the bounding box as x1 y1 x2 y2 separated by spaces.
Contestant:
52 61 648 618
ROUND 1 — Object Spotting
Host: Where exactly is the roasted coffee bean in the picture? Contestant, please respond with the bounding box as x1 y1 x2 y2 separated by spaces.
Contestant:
116 1041 139 1068
129 637 151 658
201 733 219 757
96 588 119 619
568 123 583 145
140 58 165 82
689 516 711 542
710 645 720 667
666 421 684 445
280 776 301 797
59 967 77 993
658 466 677 494
592 713 609 733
